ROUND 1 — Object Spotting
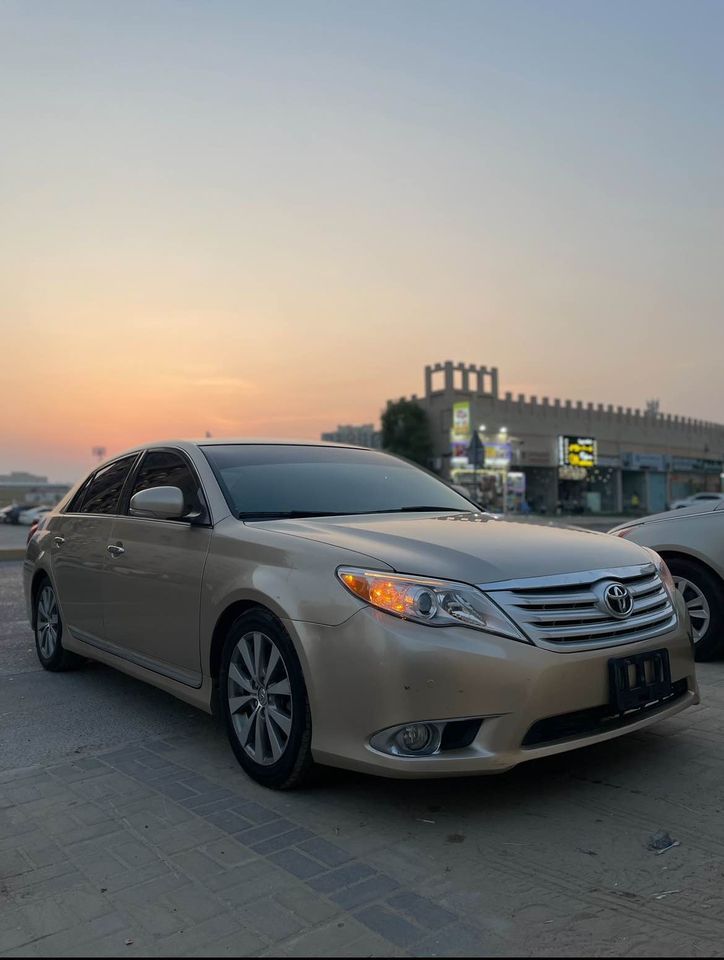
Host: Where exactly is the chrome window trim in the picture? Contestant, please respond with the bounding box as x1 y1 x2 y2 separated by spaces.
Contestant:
62 452 141 516
122 446 214 527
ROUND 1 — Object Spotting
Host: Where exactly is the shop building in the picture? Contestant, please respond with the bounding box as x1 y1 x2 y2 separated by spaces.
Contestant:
0 472 71 509
391 361 724 515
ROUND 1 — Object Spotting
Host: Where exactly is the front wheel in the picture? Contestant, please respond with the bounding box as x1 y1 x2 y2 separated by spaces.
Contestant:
220 609 314 789
34 580 83 671
667 557 724 662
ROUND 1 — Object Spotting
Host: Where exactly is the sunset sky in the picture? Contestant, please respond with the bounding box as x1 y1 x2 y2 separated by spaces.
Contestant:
2 0 723 481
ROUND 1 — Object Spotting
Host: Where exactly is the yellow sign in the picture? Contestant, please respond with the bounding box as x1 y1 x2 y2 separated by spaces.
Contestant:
559 436 597 469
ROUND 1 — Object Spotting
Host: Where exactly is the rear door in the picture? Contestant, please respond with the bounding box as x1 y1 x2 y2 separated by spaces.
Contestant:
50 455 138 642
102 448 212 686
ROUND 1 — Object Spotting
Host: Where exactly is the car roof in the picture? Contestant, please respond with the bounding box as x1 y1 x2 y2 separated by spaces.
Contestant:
99 438 373 466
129 438 362 451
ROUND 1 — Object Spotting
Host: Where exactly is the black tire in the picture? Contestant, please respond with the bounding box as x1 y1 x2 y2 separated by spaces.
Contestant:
33 577 84 672
666 556 724 662
220 608 314 789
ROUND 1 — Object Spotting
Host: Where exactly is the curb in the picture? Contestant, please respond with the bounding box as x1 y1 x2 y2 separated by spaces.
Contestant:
0 549 25 562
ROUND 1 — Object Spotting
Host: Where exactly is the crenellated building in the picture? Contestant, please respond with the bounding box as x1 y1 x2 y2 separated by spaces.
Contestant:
390 361 724 515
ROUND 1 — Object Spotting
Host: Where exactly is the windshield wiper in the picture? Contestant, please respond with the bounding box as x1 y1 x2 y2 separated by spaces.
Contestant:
358 506 471 514
239 510 353 521
399 505 470 512
239 506 472 520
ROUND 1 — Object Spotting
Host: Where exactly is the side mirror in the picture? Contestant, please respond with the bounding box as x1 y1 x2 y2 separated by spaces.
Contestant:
129 485 186 520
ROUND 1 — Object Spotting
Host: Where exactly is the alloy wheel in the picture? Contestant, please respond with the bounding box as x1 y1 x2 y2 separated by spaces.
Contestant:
37 585 59 658
673 575 711 643
227 630 293 765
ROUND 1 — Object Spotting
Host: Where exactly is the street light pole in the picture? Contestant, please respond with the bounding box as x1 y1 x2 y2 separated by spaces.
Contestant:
499 427 508 516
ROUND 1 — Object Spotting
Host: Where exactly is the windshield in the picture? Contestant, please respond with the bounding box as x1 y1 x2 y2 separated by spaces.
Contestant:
202 444 475 519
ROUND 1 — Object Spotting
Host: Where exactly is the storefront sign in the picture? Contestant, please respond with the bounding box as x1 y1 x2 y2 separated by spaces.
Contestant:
559 465 588 481
670 457 723 474
621 451 668 471
484 441 512 469
522 450 552 466
450 401 472 464
451 441 469 461
451 401 471 443
558 436 597 469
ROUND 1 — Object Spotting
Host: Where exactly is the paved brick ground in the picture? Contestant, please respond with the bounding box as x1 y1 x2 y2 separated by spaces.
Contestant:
3 560 724 956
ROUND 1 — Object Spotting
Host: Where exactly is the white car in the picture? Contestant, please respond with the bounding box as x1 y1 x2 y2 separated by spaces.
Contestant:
611 500 724 660
18 506 52 526
670 491 724 510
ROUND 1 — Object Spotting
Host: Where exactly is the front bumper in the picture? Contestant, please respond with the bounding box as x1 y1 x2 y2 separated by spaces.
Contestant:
286 601 698 778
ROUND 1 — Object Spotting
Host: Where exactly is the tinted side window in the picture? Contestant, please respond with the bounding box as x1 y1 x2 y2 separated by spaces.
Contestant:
66 478 91 513
129 451 205 519
80 456 137 515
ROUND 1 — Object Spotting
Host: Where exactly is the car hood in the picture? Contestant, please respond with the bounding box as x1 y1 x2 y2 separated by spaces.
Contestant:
259 512 651 584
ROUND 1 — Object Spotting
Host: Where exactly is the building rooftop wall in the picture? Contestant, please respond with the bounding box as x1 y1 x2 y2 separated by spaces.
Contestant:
407 360 724 446
388 361 724 464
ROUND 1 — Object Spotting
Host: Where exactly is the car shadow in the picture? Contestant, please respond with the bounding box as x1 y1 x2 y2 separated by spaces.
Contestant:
55 655 701 822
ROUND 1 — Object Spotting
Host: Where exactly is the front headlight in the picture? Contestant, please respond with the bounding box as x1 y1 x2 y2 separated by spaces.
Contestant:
337 567 528 642
645 549 677 601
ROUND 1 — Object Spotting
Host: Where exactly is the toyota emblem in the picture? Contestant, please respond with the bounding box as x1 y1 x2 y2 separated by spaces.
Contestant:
602 582 634 618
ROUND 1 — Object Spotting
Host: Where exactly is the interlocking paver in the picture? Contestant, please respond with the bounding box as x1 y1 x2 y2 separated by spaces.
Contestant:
5 559 724 957
330 874 400 910
307 861 377 894
236 897 306 940
203 808 253 833
297 836 353 868
154 911 248 955
217 859 292 907
13 913 130 957
268 847 327 880
201 836 255 868
388 890 457 930
354 903 423 947
235 800 280 825
233 817 295 844
250 825 315 855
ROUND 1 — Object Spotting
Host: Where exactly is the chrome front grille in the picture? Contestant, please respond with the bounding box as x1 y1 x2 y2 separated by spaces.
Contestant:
483 563 677 651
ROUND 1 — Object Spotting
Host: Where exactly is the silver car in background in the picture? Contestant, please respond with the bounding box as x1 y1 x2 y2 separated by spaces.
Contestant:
611 502 724 660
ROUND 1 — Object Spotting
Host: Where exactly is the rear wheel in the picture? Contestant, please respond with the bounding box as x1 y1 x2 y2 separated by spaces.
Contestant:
220 609 314 789
667 557 724 661
34 580 83 671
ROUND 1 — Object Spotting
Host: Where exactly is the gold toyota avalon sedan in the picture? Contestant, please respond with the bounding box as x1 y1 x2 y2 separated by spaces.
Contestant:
24 441 698 789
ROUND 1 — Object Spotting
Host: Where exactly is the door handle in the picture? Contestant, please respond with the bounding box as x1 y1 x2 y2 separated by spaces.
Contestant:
107 544 125 557
53 536 65 548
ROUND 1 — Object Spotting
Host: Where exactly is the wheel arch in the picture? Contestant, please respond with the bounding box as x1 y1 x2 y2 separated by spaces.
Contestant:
657 548 724 590
208 599 266 684
208 598 314 721
29 567 53 629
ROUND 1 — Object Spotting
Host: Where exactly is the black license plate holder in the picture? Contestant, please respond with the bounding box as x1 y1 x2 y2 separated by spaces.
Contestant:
608 649 672 712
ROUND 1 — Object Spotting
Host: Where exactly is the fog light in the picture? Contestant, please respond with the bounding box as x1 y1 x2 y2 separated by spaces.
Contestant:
398 724 433 753
370 720 443 757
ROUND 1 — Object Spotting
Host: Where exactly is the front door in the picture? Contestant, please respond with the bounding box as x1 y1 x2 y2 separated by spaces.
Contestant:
50 455 138 642
102 449 212 686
